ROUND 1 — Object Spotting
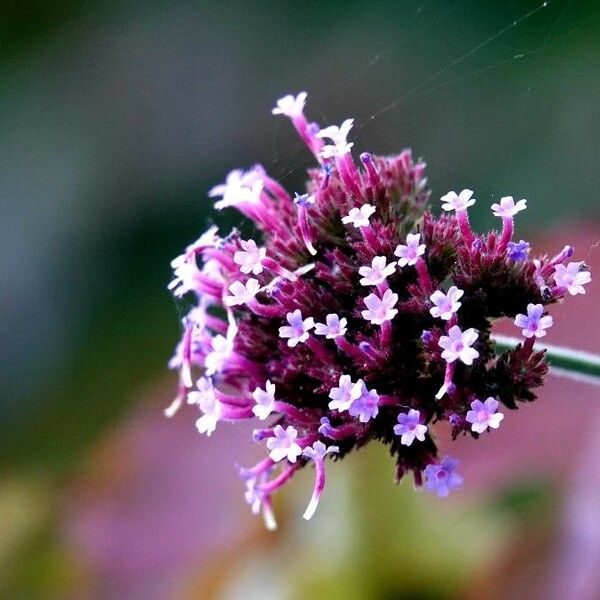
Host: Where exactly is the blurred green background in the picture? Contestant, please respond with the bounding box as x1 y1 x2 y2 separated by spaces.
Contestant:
1 0 599 598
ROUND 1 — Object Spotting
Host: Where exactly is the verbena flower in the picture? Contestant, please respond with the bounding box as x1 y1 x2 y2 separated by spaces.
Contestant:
166 91 592 529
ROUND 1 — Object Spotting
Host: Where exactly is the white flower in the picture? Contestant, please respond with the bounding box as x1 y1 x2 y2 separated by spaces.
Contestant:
394 233 426 267
302 441 339 461
359 256 397 286
271 92 307 117
514 303 553 339
209 168 264 210
314 314 348 339
317 119 354 158
168 255 201 297
266 425 303 463
234 239 266 275
439 325 479 365
491 196 527 218
224 279 260 307
429 286 464 320
187 376 214 405
361 289 399 325
440 189 475 212
553 262 591 296
278 309 315 347
341 204 376 228
328 374 362 412
252 381 277 420
204 333 235 375
193 380 221 437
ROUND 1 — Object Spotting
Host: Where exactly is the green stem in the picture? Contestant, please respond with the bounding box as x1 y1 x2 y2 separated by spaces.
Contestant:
492 334 600 386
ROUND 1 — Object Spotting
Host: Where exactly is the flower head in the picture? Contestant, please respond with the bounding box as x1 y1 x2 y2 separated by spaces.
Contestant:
341 204 376 228
491 196 527 218
168 91 590 527
440 189 475 212
394 233 426 267
315 314 348 339
553 262 591 295
465 397 504 433
279 309 315 347
514 303 553 339
424 456 463 497
429 286 464 320
266 425 302 463
439 325 479 365
359 256 397 286
394 409 428 446
361 289 399 325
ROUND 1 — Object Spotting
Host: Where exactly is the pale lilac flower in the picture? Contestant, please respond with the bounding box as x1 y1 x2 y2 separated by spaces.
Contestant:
393 409 428 446
394 233 426 267
278 309 315 347
348 380 379 422
187 376 214 406
204 333 235 375
341 204 376 228
314 314 348 339
491 196 527 218
194 382 221 437
271 92 307 117
293 192 315 207
209 168 263 210
553 262 592 296
439 325 479 365
466 397 504 433
234 239 266 275
514 303 553 338
317 119 354 158
423 456 463 497
328 374 361 412
429 286 464 320
266 425 303 463
168 255 201 297
358 256 397 286
302 440 339 461
507 240 531 261
224 279 260 307
252 380 277 420
440 189 475 212
361 289 399 325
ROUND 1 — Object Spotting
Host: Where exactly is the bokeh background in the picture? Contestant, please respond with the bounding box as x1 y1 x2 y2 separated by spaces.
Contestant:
1 0 600 598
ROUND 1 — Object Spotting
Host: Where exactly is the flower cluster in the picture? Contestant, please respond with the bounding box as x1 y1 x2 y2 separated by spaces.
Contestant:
166 92 591 528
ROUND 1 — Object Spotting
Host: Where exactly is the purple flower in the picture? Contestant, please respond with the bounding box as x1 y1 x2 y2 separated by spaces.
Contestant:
465 397 504 433
553 262 592 296
314 313 348 339
359 256 397 286
394 233 426 267
507 240 530 261
429 286 464 320
440 189 475 212
279 309 315 347
348 380 379 422
302 441 339 461
224 279 260 307
491 196 527 218
514 303 553 339
328 374 361 412
424 456 463 497
266 425 302 463
394 409 428 446
439 325 479 365
361 289 399 325
234 239 266 275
